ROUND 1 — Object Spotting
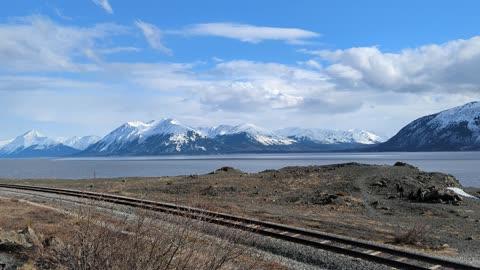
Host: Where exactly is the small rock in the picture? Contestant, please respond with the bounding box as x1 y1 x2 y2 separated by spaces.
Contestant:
466 236 474 241
441 243 450 249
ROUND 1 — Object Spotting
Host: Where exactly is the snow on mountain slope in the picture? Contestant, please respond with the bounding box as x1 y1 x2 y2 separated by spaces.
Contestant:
95 121 154 152
61 136 101 150
0 130 81 158
377 101 480 151
201 123 295 145
0 130 60 154
89 118 208 153
430 101 480 129
0 139 13 149
276 128 385 145
142 118 206 147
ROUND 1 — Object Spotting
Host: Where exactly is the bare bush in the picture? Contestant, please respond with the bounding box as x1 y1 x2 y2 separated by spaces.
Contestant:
394 223 429 245
38 202 260 270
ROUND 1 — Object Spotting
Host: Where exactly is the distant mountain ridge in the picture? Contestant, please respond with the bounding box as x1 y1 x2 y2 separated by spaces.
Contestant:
79 119 385 156
3 102 480 157
0 131 100 158
375 101 480 151
0 119 386 157
276 128 384 145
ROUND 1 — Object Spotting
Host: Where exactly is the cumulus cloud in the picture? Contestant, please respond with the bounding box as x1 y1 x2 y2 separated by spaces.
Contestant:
180 23 319 44
135 20 172 55
0 16 126 72
92 0 113 14
303 36 480 93
115 60 355 114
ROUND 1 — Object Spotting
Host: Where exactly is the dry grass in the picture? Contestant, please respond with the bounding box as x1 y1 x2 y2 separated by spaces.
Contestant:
394 223 429 245
0 198 282 269
0 198 71 237
36 202 268 270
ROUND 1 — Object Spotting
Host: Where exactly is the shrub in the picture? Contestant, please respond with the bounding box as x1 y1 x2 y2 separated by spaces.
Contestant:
38 203 258 270
394 223 429 245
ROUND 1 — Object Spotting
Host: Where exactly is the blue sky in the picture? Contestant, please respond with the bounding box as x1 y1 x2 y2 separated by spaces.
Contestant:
1 0 480 139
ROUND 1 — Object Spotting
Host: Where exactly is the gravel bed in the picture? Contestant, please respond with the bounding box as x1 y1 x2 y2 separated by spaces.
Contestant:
0 188 393 269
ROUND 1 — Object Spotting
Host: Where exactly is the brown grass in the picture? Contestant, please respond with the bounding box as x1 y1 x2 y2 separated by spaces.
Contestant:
394 223 429 245
0 198 283 269
35 202 269 270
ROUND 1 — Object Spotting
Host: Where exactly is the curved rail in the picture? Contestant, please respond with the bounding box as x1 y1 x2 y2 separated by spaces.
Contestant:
0 183 477 270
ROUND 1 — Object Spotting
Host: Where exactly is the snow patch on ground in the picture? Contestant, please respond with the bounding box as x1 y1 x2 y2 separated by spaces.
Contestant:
447 187 478 199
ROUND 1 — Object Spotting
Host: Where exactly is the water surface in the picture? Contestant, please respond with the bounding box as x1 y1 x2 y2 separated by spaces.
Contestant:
0 152 479 187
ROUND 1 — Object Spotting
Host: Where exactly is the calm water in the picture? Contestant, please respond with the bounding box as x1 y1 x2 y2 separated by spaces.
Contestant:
0 152 479 187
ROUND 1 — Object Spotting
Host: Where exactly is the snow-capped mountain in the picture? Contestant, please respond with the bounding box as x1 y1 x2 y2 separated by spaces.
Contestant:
276 128 385 145
376 101 480 151
200 123 295 146
1 130 58 154
80 119 385 156
0 119 387 157
83 119 211 155
60 136 101 150
0 139 13 148
0 130 79 158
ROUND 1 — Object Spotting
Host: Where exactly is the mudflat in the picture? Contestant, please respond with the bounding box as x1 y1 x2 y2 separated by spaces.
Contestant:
2 162 480 259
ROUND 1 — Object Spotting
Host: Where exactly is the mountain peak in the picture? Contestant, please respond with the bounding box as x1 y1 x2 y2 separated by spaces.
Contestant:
276 127 385 145
126 121 151 128
22 130 45 138
160 118 180 125
430 101 480 130
377 102 480 151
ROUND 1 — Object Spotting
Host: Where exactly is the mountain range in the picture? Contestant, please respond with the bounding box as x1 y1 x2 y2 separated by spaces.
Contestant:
2 101 480 157
0 131 100 158
0 120 384 157
79 119 385 156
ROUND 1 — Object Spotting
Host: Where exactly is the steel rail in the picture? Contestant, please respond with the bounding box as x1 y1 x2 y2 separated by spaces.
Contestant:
0 183 477 270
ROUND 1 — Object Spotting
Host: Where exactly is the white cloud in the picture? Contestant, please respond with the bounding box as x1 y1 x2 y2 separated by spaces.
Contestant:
98 46 141 54
135 20 172 55
92 0 113 14
180 23 319 44
116 60 350 113
0 16 126 72
1 16 480 138
54 8 72 20
0 76 104 92
303 36 480 93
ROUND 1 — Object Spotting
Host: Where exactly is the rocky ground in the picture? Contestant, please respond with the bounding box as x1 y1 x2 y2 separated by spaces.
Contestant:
1 162 480 267
0 191 392 270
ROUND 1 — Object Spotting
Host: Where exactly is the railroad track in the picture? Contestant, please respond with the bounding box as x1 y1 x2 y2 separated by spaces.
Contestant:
0 183 477 270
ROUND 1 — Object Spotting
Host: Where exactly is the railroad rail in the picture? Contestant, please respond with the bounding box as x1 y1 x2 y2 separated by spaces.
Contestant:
0 183 478 270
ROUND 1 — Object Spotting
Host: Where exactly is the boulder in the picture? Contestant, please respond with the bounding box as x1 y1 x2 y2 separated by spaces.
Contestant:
407 187 463 204
0 226 41 253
